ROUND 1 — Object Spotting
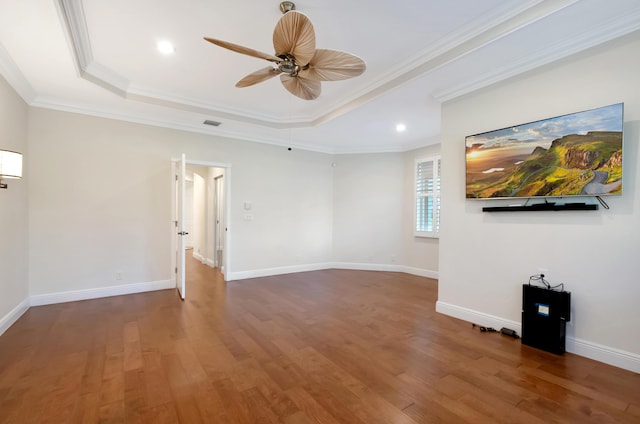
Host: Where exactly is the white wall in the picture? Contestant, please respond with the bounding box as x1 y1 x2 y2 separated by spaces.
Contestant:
184 177 194 248
28 111 172 298
0 75 28 334
332 153 404 268
25 107 438 301
439 33 640 371
185 165 221 266
192 169 206 258
209 167 223 267
331 150 440 276
231 143 334 275
27 109 335 296
403 145 440 275
207 168 226 271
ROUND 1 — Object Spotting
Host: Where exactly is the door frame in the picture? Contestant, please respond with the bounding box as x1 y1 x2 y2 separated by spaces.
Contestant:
171 158 232 289
214 173 225 268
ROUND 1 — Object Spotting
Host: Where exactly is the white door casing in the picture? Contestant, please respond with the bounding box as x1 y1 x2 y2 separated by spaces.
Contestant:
172 158 231 284
215 174 224 269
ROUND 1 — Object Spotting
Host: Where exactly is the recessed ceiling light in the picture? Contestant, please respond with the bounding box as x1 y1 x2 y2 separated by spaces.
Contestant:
396 123 406 132
157 40 175 55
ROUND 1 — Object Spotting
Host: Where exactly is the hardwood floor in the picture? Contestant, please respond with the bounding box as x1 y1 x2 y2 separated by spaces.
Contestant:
1 256 639 423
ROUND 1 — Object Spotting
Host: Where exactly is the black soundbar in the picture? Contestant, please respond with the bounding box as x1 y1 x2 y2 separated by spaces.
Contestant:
483 202 598 212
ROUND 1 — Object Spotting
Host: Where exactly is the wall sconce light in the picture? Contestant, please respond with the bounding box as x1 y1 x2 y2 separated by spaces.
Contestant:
0 149 22 189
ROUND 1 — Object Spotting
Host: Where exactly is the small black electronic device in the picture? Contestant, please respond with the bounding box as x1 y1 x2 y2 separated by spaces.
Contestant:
522 284 571 354
500 327 519 338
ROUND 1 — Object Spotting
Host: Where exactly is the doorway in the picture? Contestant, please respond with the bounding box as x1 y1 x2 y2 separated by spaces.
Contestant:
185 164 225 271
171 157 231 299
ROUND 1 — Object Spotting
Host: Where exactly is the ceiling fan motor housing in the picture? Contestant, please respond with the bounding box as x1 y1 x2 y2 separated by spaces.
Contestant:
280 2 296 13
278 56 299 75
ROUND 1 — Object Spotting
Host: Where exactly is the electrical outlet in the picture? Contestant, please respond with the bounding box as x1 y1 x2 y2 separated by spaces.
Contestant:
116 272 123 280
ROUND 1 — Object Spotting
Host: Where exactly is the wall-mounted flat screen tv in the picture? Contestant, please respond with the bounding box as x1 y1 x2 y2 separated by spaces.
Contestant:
465 103 623 199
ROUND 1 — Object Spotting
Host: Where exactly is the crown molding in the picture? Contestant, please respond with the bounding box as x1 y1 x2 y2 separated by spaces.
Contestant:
434 5 640 102
18 0 636 155
0 42 37 103
55 0 574 131
56 0 356 129
31 94 434 155
28 95 337 153
314 0 577 122
57 0 92 70
125 84 301 129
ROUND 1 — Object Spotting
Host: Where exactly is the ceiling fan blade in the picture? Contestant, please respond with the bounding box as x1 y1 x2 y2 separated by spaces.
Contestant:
280 74 320 100
273 11 316 65
203 37 281 63
299 49 366 81
236 67 281 88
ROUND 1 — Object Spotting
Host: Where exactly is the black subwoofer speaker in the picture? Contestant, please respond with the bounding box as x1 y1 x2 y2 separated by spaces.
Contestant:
522 284 571 354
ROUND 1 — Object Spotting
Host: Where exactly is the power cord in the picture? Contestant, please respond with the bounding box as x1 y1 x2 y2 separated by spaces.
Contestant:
528 274 564 292
472 323 497 333
472 323 520 339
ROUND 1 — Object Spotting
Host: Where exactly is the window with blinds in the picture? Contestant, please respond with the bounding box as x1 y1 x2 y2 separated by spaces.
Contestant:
415 155 441 237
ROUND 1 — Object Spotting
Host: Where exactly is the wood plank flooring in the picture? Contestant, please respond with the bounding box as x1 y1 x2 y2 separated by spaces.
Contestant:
1 255 639 423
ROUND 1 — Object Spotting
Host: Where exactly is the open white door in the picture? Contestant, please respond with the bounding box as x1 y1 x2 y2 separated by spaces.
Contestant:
175 153 187 299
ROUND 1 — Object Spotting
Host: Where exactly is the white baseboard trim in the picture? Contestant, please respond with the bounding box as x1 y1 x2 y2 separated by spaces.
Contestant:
567 337 640 374
436 301 521 334
30 279 174 306
0 298 30 337
331 262 402 272
192 251 204 263
192 251 215 268
227 263 333 281
436 301 640 374
332 263 438 279
227 262 438 281
397 266 439 280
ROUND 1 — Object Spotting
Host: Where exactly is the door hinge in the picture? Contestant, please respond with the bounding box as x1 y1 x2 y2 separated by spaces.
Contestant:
175 267 177 273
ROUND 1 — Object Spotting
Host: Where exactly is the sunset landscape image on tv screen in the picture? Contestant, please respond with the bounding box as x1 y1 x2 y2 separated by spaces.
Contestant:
465 103 623 199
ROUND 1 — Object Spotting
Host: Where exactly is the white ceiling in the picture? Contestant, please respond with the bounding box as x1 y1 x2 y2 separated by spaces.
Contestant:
1 0 640 154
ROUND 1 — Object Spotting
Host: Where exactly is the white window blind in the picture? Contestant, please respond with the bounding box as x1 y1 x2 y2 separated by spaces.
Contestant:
415 155 440 237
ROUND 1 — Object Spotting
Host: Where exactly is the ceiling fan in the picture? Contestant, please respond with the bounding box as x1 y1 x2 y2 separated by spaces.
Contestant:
203 1 366 100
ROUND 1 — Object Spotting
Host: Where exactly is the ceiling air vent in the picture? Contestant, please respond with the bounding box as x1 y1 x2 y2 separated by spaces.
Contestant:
203 120 221 127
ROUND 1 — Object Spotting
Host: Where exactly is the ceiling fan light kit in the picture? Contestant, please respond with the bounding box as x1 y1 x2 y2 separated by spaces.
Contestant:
203 2 366 100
